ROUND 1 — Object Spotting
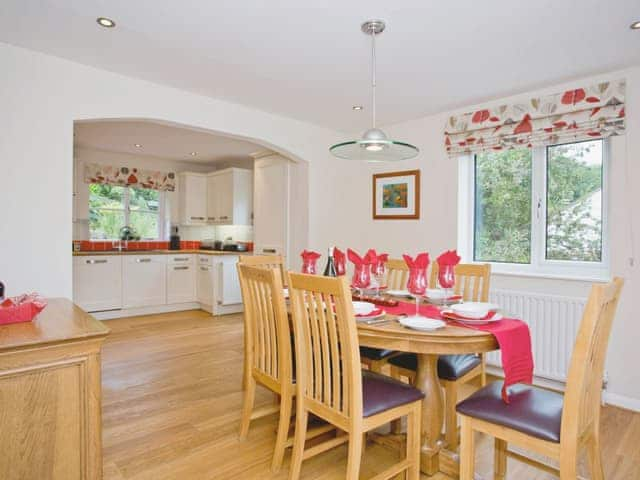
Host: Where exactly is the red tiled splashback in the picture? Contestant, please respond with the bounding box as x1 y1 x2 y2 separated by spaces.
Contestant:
73 240 202 252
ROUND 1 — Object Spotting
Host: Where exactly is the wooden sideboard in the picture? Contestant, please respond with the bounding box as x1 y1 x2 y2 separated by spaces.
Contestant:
0 298 110 480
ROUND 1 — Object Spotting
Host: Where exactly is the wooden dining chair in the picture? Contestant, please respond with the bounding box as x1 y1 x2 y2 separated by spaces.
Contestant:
237 264 294 471
239 254 286 391
457 277 624 480
287 273 424 480
389 262 491 449
359 258 408 373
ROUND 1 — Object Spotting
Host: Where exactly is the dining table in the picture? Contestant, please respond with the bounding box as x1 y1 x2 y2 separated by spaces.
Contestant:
356 309 499 478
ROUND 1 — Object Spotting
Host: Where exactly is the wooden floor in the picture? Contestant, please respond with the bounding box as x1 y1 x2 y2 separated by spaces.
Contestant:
101 310 640 480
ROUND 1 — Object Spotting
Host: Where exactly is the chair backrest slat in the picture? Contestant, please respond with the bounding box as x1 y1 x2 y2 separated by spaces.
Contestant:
386 258 409 290
288 273 361 423
430 263 491 302
238 264 291 386
561 278 623 446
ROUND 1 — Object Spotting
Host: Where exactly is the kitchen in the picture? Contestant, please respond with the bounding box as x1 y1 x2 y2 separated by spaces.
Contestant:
71 119 307 320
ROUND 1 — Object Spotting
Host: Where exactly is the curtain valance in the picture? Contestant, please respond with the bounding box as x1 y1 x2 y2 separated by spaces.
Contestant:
84 163 176 192
444 79 626 157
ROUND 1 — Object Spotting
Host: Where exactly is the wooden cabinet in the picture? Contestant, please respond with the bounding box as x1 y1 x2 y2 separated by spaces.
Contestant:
122 255 167 308
167 254 196 304
0 298 109 480
178 172 207 225
207 168 253 225
73 255 123 312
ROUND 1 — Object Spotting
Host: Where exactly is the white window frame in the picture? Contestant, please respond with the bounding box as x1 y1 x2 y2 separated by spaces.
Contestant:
458 139 610 281
89 185 165 240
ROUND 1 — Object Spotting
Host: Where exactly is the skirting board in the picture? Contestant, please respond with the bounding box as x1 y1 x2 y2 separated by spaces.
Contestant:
486 365 640 413
92 302 203 320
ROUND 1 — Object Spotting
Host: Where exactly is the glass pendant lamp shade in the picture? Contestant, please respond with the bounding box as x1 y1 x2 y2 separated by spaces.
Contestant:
330 20 419 162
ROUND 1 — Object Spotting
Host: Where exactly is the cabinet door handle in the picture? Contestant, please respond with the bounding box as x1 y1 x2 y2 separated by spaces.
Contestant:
174 257 189 262
200 266 209 271
190 216 205 220
86 259 108 264
220 216 229 220
174 266 189 270
136 258 152 263
262 248 277 254
207 217 216 221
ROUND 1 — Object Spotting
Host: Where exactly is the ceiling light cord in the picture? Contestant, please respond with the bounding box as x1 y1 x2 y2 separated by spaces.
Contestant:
371 26 377 129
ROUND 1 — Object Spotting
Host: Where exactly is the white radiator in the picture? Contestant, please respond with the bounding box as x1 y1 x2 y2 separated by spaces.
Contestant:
487 289 586 383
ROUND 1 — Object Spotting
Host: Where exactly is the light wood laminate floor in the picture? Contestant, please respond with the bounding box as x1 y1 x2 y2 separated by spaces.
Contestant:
101 310 640 479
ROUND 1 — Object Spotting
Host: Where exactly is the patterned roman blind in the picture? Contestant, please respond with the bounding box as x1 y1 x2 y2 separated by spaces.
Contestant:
444 79 626 157
84 163 176 192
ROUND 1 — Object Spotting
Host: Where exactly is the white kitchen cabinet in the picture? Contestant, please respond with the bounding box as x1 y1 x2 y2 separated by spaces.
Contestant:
73 255 122 312
207 168 253 225
167 255 196 304
197 260 213 307
122 255 167 308
178 172 208 225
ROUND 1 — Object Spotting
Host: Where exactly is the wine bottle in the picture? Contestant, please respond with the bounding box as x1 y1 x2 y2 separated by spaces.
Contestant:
0 281 4 301
323 247 337 277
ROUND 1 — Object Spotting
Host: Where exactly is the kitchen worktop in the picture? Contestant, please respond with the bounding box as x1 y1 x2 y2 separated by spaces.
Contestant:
72 249 252 256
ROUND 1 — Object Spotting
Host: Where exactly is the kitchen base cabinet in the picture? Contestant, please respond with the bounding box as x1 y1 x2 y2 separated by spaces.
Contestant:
167 255 196 304
73 255 122 312
123 255 167 308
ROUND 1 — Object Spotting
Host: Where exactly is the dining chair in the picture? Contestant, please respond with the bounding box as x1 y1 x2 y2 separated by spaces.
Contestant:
389 262 491 449
359 258 408 373
287 272 424 480
239 254 286 391
456 277 624 480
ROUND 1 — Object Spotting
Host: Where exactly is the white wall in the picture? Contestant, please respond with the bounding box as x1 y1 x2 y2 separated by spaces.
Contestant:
0 42 337 300
308 67 640 408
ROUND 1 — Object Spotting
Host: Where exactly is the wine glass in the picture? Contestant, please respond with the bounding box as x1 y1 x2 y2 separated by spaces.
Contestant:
438 265 455 303
407 266 428 319
373 262 386 298
352 263 371 300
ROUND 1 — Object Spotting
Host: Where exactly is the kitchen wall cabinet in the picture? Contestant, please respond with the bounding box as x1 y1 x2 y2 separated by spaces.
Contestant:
207 168 253 225
73 255 122 312
122 255 167 308
178 172 207 225
166 254 196 304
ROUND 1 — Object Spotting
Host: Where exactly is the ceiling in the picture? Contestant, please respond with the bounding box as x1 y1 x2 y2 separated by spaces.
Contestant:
74 120 262 164
2 1 640 132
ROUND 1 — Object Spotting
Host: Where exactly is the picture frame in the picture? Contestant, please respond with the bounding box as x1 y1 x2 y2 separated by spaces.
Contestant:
372 169 420 220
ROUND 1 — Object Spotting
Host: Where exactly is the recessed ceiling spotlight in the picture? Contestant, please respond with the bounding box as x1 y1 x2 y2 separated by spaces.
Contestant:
631 20 640 30
96 17 116 28
190 152 197 156
134 143 142 148
352 105 364 111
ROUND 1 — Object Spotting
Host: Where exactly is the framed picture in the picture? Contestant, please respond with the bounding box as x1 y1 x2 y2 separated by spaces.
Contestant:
372 169 420 220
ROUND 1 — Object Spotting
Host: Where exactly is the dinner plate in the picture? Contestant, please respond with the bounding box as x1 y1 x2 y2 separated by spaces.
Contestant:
399 317 446 331
352 301 376 315
442 311 503 325
386 289 413 298
450 302 500 319
356 311 386 322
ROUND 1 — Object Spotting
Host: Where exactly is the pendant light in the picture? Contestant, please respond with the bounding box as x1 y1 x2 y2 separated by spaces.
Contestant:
330 20 419 162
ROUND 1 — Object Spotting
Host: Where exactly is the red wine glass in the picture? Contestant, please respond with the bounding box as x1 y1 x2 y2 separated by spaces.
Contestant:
438 265 455 302
352 263 371 300
302 258 318 274
373 262 386 298
407 266 428 318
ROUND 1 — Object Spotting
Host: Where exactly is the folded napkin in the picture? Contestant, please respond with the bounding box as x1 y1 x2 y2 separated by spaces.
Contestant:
365 249 377 265
355 307 384 318
334 247 346 276
402 252 430 269
347 248 366 265
301 249 321 274
437 249 461 267
385 300 534 403
442 310 498 321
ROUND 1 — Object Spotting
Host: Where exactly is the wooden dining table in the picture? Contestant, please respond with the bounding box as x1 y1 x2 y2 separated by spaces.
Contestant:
356 315 498 478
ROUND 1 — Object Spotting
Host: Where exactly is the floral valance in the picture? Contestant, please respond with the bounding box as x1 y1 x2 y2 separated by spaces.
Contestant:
444 79 626 157
84 163 176 192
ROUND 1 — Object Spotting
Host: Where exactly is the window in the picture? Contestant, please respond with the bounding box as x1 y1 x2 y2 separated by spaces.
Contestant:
461 139 608 278
89 184 163 240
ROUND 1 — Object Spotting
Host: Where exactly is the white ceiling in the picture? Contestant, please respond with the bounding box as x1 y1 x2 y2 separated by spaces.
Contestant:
2 0 640 132
74 120 262 164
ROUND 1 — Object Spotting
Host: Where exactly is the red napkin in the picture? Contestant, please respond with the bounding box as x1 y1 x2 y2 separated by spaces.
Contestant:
301 250 321 274
441 310 498 321
385 300 534 403
402 252 430 269
0 293 47 325
365 249 377 265
347 248 365 265
355 308 384 318
334 247 346 276
437 249 461 267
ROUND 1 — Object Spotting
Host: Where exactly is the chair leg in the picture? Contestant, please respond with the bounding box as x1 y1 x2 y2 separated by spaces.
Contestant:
494 438 507 480
405 403 421 480
239 375 256 439
444 381 459 450
288 408 309 480
459 416 475 480
271 392 292 472
345 431 364 479
587 430 605 480
480 354 487 386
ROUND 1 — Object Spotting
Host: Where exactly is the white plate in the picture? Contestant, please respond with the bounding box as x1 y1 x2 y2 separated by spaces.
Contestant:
451 313 503 325
356 311 386 322
450 302 499 319
386 289 413 298
352 301 376 315
283 288 289 298
399 317 446 331
425 288 446 299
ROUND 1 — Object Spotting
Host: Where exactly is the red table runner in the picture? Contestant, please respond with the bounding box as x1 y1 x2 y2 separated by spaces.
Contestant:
383 301 534 403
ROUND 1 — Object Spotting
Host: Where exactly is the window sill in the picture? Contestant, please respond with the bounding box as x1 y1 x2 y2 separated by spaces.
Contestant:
490 268 610 283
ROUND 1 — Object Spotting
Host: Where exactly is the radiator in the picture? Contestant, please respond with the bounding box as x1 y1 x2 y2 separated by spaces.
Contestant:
486 289 586 383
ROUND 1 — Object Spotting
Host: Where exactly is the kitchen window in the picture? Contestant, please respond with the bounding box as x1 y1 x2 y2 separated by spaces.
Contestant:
89 184 164 240
459 139 609 278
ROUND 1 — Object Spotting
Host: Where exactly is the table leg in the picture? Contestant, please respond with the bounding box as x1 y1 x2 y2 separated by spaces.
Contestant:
415 353 444 475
